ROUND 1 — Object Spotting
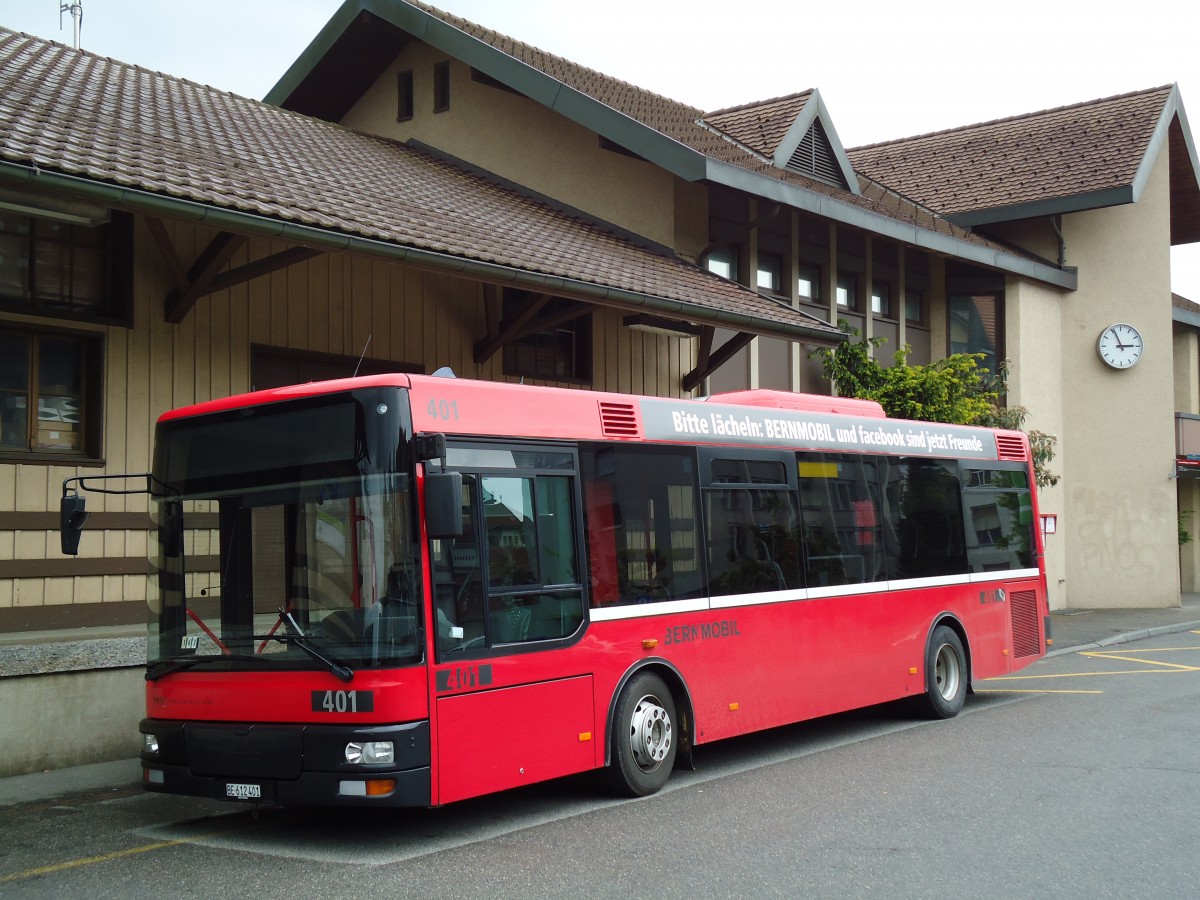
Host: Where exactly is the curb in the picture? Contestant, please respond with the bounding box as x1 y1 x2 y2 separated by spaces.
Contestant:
1045 618 1200 658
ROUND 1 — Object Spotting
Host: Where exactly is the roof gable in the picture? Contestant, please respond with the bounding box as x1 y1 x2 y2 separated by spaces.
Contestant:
701 89 859 193
848 85 1200 243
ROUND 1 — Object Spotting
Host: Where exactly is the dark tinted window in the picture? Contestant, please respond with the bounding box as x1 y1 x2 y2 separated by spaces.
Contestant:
581 445 702 606
704 455 801 595
885 458 968 579
961 467 1035 572
797 453 887 587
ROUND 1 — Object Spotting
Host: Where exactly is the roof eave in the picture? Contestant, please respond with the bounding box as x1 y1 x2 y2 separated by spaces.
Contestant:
703 159 1078 291
0 159 839 344
1174 306 1200 330
945 186 1137 228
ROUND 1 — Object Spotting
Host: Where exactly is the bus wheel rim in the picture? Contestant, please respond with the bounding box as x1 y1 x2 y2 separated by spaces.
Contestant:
629 695 672 771
934 643 961 700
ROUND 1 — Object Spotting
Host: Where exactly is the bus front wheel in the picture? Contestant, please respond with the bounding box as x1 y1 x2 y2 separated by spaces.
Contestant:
918 625 967 719
606 672 677 797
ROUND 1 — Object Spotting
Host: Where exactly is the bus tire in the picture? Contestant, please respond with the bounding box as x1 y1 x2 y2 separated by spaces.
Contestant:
606 672 677 798
918 625 967 719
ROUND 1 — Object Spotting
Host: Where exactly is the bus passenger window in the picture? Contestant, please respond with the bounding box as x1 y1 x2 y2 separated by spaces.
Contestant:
704 459 801 596
885 458 968 580
797 454 887 587
581 446 702 606
960 467 1035 573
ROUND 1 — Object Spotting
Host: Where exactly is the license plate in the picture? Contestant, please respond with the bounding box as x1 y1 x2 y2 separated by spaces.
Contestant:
225 782 262 800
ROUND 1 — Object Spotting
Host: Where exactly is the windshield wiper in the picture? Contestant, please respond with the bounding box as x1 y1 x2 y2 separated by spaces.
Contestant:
146 653 266 682
258 608 355 683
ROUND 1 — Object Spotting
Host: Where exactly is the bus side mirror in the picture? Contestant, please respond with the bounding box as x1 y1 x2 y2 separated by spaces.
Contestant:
425 470 463 539
60 494 89 556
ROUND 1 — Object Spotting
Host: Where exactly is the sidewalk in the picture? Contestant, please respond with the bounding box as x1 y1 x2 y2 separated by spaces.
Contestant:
5 596 1200 807
1046 592 1200 657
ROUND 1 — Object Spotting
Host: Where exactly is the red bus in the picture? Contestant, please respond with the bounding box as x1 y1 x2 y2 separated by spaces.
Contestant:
62 374 1048 806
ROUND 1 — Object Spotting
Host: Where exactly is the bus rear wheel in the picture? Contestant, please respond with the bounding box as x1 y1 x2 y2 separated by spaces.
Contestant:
606 672 677 797
917 625 967 719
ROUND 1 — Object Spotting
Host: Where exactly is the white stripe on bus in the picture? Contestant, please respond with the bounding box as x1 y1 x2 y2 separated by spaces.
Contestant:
587 569 1041 621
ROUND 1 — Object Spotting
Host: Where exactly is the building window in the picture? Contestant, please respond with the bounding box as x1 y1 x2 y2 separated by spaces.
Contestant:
502 294 593 383
797 264 821 301
905 287 924 324
871 280 892 317
756 253 782 292
397 70 414 121
949 293 1003 374
0 326 101 459
0 211 130 321
434 61 451 113
706 247 737 281
836 273 857 309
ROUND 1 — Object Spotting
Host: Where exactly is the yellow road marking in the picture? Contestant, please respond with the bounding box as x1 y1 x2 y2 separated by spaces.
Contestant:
975 688 1104 694
1079 651 1200 671
991 668 1193 679
0 832 217 885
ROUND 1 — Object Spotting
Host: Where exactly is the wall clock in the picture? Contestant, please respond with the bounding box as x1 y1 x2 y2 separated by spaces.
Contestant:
1096 323 1143 369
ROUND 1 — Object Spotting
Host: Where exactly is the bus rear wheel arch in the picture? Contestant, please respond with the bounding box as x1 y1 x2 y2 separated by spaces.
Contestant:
917 622 969 719
605 670 685 797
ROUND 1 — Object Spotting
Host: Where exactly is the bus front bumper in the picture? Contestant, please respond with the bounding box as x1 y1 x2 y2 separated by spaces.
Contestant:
140 718 432 808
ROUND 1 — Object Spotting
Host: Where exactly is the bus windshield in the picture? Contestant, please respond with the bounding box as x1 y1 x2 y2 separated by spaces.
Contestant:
146 387 423 674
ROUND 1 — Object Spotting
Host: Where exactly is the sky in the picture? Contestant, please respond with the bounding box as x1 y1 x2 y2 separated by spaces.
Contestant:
4 0 1200 296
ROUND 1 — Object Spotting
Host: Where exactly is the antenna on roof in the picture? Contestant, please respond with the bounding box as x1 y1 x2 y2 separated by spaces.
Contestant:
59 2 83 50
352 334 373 377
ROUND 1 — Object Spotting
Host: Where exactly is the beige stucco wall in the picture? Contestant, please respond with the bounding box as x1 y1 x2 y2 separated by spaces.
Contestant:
1050 148 1178 608
341 47 681 251
1005 274 1067 608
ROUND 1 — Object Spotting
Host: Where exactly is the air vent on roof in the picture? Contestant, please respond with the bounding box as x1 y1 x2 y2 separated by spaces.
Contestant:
784 120 847 189
599 401 640 438
995 434 1027 461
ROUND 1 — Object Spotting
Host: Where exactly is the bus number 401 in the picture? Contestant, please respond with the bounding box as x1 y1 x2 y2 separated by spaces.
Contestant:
311 690 374 713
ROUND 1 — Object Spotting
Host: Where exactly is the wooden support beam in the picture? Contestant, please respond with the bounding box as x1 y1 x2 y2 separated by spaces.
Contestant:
144 216 190 295
164 231 247 323
506 301 591 344
472 293 551 364
682 330 754 392
204 247 323 296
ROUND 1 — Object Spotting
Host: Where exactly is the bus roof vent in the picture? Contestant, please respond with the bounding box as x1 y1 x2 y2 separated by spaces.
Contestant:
995 434 1027 460
599 401 640 438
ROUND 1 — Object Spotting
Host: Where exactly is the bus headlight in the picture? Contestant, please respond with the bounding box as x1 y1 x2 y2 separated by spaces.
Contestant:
345 741 394 765
143 733 160 755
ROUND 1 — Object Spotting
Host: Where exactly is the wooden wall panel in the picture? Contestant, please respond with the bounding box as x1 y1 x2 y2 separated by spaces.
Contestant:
2 215 703 631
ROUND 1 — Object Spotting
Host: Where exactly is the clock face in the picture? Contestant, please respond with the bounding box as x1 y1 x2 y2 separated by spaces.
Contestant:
1097 323 1144 369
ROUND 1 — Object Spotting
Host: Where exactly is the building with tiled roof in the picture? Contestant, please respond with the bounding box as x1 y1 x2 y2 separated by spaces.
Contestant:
2 0 1200 774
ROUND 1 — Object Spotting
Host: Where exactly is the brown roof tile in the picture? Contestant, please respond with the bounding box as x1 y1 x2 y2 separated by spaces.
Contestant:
701 92 815 159
847 86 1174 217
0 27 838 340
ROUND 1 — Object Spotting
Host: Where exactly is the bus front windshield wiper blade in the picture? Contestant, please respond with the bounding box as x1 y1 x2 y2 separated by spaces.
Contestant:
146 653 266 682
260 608 355 684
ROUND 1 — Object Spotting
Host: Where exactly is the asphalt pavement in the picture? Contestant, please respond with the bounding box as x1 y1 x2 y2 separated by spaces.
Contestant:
4 593 1200 808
